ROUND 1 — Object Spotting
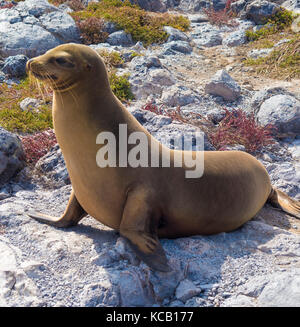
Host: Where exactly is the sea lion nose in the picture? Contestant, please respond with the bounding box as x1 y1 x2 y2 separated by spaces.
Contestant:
26 59 33 73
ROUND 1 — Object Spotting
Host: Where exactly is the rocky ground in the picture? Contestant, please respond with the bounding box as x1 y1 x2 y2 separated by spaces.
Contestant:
0 0 300 307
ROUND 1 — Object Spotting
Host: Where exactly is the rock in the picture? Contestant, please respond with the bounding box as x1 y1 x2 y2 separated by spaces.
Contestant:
149 258 184 301
162 40 193 54
205 69 241 101
35 144 70 186
106 30 133 46
282 0 300 14
291 15 300 33
15 0 57 18
258 270 300 306
129 68 175 99
161 85 200 107
0 128 25 187
243 0 280 25
163 26 189 42
119 271 153 306
130 55 162 70
38 10 80 42
175 279 202 302
223 294 255 306
188 14 209 23
231 0 248 14
0 0 80 57
81 280 120 307
257 94 300 135
131 0 167 12
19 97 40 112
103 21 117 34
0 21 61 57
248 48 273 59
2 54 28 77
223 30 247 47
193 31 223 48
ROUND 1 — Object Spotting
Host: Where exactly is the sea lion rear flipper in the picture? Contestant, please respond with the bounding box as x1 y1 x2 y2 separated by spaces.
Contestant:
268 188 300 219
27 190 87 227
120 189 171 272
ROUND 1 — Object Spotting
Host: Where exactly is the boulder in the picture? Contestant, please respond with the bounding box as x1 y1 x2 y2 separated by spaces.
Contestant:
243 0 280 25
2 55 28 77
162 40 193 54
0 0 80 57
163 26 189 42
282 0 300 14
205 69 241 101
257 94 300 135
223 30 247 47
0 128 25 187
106 30 133 46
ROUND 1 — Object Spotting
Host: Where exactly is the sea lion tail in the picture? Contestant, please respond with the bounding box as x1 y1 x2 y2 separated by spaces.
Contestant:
267 188 300 219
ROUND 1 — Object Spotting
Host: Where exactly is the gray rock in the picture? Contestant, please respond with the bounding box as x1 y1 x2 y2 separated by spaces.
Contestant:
231 0 248 14
163 26 189 42
223 294 255 307
243 0 280 24
106 30 133 47
187 14 209 23
257 94 300 135
248 48 273 59
130 55 162 70
0 128 25 187
2 54 28 77
258 270 300 306
15 0 58 18
205 69 241 101
0 0 80 57
35 144 70 186
162 40 193 54
38 10 80 42
175 279 202 302
81 281 120 307
161 85 200 107
130 0 167 12
193 31 223 47
0 21 61 57
291 15 300 33
103 21 117 34
19 97 40 112
119 271 154 306
282 0 300 13
223 30 247 47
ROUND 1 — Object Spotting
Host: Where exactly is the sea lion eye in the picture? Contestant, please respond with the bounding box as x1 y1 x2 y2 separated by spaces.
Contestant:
55 57 74 68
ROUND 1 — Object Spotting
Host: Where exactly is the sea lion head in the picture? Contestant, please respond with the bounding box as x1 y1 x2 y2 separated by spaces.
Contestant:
26 43 109 92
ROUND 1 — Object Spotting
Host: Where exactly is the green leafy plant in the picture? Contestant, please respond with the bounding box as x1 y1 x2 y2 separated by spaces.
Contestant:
109 72 134 102
71 0 190 46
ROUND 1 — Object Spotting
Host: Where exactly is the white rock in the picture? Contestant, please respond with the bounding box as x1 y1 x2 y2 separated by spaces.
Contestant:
205 69 241 101
257 94 300 135
19 97 40 112
175 279 202 302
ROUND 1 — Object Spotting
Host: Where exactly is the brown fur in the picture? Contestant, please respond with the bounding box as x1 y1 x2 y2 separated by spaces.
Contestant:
26 44 300 272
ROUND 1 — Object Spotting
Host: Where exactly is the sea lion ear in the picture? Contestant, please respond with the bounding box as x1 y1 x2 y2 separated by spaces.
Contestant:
86 63 92 71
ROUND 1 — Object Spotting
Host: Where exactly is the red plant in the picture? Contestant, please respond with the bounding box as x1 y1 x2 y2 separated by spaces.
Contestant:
75 16 109 45
142 103 276 154
207 108 276 153
203 0 238 27
0 2 15 9
20 129 57 165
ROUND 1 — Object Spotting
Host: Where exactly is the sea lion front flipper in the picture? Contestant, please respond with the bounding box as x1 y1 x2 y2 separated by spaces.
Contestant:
120 189 171 272
27 190 87 227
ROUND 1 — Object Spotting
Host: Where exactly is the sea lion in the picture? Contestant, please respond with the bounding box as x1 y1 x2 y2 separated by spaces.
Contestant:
26 43 300 272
